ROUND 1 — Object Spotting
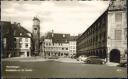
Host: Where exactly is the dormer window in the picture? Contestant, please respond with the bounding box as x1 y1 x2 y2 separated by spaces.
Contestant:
63 34 65 37
20 33 22 36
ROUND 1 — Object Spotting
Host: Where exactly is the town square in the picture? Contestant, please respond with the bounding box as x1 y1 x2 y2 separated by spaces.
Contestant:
1 0 127 78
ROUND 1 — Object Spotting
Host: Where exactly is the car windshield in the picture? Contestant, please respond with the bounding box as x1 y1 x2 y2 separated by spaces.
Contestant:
79 55 87 57
89 56 99 58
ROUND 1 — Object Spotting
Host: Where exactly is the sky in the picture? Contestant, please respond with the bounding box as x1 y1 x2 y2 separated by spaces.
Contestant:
1 1 109 36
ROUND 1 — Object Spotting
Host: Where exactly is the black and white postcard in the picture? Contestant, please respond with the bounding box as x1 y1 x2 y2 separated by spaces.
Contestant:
1 0 127 78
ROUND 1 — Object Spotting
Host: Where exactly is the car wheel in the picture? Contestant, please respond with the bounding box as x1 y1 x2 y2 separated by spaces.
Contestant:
87 60 91 64
102 62 105 64
99 62 103 64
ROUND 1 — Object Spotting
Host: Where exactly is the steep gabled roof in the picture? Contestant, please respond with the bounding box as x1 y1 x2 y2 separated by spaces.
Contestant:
45 32 70 43
12 23 31 38
69 36 78 41
44 32 78 43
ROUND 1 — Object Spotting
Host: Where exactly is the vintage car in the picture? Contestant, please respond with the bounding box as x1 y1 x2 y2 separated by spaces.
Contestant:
84 56 105 64
77 55 88 61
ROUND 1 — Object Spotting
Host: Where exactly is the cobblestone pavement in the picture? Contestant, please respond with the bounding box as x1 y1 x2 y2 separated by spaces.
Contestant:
2 59 127 78
2 57 119 66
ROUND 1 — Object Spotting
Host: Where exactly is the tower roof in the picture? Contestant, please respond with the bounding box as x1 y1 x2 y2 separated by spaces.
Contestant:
33 17 40 21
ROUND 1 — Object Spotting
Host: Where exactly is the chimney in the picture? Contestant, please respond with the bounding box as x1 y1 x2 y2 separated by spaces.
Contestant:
52 29 54 33
51 29 54 37
17 23 21 27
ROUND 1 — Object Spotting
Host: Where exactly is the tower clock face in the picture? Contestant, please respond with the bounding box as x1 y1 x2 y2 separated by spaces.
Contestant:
33 20 40 25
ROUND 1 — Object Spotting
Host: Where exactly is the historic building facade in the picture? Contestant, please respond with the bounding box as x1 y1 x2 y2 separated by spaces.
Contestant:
77 0 127 63
12 23 32 57
69 36 77 57
1 21 32 58
41 32 77 58
107 0 127 62
32 17 40 56
1 21 14 58
77 10 108 59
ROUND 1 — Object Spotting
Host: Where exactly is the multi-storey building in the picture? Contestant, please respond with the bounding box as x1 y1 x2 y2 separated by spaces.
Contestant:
107 0 127 62
69 36 77 57
77 0 127 63
1 21 32 57
77 10 108 59
32 17 40 56
41 32 77 58
12 23 32 57
0 21 14 58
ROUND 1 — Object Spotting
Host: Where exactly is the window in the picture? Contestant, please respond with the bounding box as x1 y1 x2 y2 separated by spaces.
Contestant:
20 33 22 36
19 38 22 42
124 28 127 40
19 43 22 48
63 34 65 37
34 28 37 30
115 12 122 24
25 38 28 42
14 38 16 41
25 43 28 48
14 43 16 48
3 38 6 48
46 43 48 46
62 48 64 50
66 48 68 50
115 30 122 40
14 30 16 36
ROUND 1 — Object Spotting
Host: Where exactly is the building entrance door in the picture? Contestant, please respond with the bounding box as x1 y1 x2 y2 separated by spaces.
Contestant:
27 52 29 56
110 49 120 63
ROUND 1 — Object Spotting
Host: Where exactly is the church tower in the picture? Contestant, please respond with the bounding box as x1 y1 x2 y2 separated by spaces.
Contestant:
32 17 40 56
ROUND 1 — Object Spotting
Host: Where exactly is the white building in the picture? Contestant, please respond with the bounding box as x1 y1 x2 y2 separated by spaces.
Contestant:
107 0 127 62
13 23 32 57
69 37 77 57
41 32 77 58
77 0 127 63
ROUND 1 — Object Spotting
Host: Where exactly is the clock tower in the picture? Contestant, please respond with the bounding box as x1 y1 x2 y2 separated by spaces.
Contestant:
32 17 40 56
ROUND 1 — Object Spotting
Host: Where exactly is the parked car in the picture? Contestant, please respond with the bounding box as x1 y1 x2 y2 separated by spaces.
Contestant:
84 56 105 64
120 58 127 63
118 58 127 67
118 62 127 67
77 55 88 61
